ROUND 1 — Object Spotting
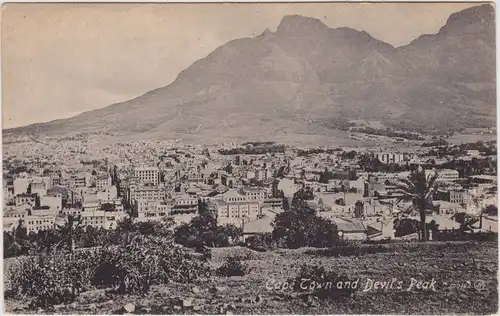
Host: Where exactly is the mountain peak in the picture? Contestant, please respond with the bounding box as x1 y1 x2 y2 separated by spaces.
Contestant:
277 15 329 34
440 4 495 34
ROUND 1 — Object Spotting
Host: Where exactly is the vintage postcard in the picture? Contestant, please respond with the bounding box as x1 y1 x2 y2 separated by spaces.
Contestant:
2 2 497 315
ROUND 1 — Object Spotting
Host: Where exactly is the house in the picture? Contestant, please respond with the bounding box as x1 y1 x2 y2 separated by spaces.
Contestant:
242 214 275 241
329 217 367 240
433 201 466 216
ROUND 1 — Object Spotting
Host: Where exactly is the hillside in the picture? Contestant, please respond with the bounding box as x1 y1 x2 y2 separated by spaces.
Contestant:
5 242 498 314
5 4 496 142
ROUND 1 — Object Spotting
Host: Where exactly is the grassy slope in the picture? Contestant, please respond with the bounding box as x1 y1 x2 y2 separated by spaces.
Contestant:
4 241 498 315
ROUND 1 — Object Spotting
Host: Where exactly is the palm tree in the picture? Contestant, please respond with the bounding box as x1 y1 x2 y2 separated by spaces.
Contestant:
395 166 439 241
55 214 83 253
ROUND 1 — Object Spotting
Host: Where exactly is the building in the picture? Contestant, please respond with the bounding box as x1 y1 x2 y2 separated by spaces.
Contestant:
13 178 31 196
41 195 63 212
128 184 163 203
240 187 266 202
215 189 261 222
69 173 87 188
136 200 171 221
134 166 159 185
426 169 459 183
171 194 198 214
433 201 465 216
15 193 37 207
25 214 57 234
96 175 112 190
30 182 47 198
435 189 469 206
374 152 405 164
278 178 299 198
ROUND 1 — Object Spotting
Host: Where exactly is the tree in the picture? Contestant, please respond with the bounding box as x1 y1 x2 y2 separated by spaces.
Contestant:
271 210 339 248
224 163 233 175
483 205 498 216
174 213 241 248
453 212 479 232
55 215 83 253
395 167 439 241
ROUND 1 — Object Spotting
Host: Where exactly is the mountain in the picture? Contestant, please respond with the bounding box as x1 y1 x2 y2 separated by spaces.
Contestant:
6 4 496 143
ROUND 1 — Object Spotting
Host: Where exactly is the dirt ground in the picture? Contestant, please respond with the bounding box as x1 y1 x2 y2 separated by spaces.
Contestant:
4 241 498 315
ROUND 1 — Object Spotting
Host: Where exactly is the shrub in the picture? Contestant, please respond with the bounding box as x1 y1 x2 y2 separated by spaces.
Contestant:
5 251 97 308
5 235 211 309
175 214 242 248
91 235 211 294
245 233 274 252
216 257 248 277
272 210 340 248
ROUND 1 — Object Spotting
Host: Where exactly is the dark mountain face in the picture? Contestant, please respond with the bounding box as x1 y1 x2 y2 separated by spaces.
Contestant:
7 4 496 140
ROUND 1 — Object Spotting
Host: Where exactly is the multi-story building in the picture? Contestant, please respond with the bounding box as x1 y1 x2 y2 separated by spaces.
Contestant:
214 189 261 222
171 194 198 214
134 166 159 185
435 189 469 206
240 187 266 202
374 152 405 164
128 184 163 203
136 200 171 221
426 169 459 183
96 175 112 190
69 173 87 188
25 214 57 234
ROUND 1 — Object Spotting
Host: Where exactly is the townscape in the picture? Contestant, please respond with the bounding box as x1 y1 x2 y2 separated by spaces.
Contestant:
3 132 498 243
3 128 498 314
2 2 498 315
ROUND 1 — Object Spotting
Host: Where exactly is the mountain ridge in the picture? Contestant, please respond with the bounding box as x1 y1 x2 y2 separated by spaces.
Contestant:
5 4 496 141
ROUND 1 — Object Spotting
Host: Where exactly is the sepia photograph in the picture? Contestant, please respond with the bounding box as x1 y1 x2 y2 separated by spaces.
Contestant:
1 2 498 314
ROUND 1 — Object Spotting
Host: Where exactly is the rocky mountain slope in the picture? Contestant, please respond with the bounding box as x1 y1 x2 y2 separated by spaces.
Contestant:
6 4 495 141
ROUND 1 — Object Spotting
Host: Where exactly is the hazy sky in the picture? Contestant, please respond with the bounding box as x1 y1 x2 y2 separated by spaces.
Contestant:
2 2 484 128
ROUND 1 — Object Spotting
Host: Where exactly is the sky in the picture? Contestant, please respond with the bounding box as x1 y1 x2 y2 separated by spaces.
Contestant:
1 2 485 129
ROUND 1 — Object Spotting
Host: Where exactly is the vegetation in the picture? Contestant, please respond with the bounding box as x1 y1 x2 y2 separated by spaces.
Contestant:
174 213 242 249
271 189 340 248
350 127 425 140
4 232 210 309
219 144 285 155
395 167 439 241
216 257 248 277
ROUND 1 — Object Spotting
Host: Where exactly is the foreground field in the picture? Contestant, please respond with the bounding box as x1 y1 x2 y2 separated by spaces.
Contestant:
4 241 498 314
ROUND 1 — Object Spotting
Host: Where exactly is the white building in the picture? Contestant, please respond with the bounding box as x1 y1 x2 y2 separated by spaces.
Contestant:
427 169 459 183
134 166 159 185
96 175 112 190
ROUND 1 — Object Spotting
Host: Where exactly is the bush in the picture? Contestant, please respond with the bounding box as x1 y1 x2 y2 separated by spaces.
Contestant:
175 214 242 248
289 264 358 299
272 210 340 248
5 235 211 309
5 251 97 308
245 233 274 252
216 257 248 277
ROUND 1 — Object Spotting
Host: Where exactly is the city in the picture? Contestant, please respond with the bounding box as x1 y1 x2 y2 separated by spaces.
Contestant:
3 135 498 243
2 2 498 315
